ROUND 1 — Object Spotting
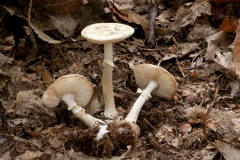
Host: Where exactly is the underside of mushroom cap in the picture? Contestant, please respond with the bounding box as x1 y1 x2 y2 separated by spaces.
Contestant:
81 23 134 44
42 74 94 108
133 64 177 99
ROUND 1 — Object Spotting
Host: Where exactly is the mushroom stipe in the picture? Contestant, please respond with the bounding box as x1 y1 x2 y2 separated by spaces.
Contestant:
125 64 177 123
81 23 134 119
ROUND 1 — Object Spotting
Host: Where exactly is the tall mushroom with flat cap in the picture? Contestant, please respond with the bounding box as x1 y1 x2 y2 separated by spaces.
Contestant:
81 23 134 119
125 64 177 123
42 74 108 140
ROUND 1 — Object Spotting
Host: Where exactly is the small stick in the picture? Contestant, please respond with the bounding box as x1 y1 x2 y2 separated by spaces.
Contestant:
146 6 158 47
175 57 185 77
202 82 219 142
144 118 156 130
27 0 37 52
185 63 205 70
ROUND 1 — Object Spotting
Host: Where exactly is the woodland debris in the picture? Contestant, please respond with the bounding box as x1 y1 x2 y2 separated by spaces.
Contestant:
233 21 240 77
146 5 158 47
216 140 240 160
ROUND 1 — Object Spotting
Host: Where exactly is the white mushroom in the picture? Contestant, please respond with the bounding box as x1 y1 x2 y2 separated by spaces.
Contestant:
81 23 134 119
42 74 108 140
125 64 177 123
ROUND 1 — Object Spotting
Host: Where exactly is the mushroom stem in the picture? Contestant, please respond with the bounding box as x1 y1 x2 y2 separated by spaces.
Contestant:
62 93 78 110
125 80 158 123
71 106 105 127
102 42 118 119
62 93 109 140
71 106 109 140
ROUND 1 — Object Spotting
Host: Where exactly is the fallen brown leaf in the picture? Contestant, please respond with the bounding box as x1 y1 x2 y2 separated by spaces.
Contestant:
216 140 240 160
232 20 240 76
170 0 212 32
33 0 88 15
41 69 53 82
219 16 237 32
109 1 148 35
208 0 240 3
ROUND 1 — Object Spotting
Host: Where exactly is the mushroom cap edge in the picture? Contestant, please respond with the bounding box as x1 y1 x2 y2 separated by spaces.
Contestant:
133 64 177 99
81 23 134 44
42 74 94 108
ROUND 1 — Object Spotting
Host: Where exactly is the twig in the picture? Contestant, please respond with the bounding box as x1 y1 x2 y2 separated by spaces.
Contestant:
175 57 185 77
146 6 158 47
143 118 156 130
185 63 205 70
27 0 37 52
191 48 207 62
202 81 219 142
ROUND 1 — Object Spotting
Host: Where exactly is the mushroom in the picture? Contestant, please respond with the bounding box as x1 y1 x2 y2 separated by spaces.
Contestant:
81 23 134 119
42 74 108 140
125 64 177 123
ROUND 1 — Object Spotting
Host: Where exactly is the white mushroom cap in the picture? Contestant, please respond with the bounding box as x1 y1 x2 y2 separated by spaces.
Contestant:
81 23 134 44
42 74 94 108
133 64 177 99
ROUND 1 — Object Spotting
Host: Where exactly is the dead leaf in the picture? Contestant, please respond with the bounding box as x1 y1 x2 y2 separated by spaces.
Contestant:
206 31 236 78
29 22 62 44
216 140 240 160
187 24 217 40
155 9 173 24
199 148 218 160
109 1 148 35
177 42 199 58
155 124 179 147
12 89 56 126
42 69 53 82
25 128 42 137
15 151 43 160
231 118 240 133
0 52 14 67
162 42 199 61
229 80 239 98
109 0 135 10
9 118 28 125
179 128 205 149
1 5 62 44
219 16 237 33
33 0 88 15
62 146 131 160
86 93 104 115
208 0 240 3
40 124 73 149
205 109 240 148
170 0 212 32
82 41 93 50
179 123 192 134
0 36 15 51
232 21 240 76
50 15 78 37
